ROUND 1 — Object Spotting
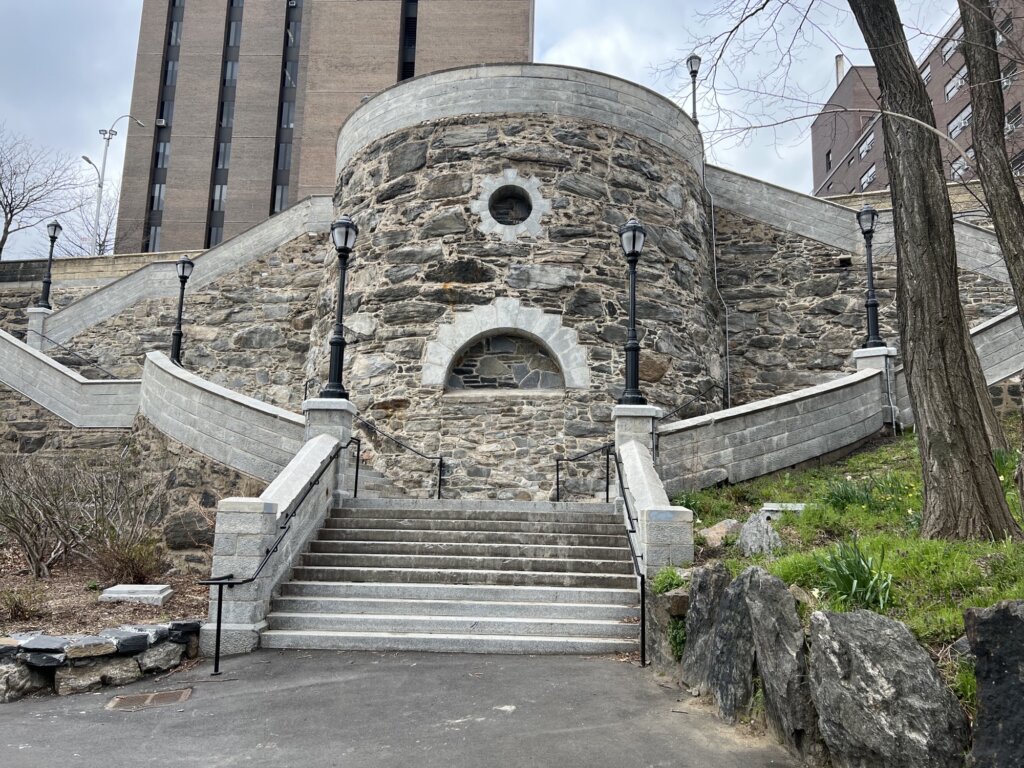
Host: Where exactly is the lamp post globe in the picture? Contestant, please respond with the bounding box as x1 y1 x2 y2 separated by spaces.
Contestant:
37 220 63 310
170 254 194 366
856 204 886 348
321 215 360 399
618 218 648 406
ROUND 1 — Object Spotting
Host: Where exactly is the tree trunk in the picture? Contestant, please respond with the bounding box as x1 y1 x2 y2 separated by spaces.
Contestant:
957 0 1024 535
848 0 1020 540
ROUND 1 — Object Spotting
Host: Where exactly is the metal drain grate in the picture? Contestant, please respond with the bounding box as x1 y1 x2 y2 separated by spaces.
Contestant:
107 688 192 711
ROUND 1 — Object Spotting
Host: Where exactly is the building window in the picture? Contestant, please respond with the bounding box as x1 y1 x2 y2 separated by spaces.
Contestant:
1012 150 1024 176
150 183 166 212
164 61 178 86
824 150 832 171
860 164 877 190
224 60 238 86
219 100 234 128
951 156 969 179
216 142 232 170
281 100 295 129
276 143 292 171
284 60 299 88
858 131 875 159
148 226 162 252
156 141 171 169
287 21 301 47
273 184 289 213
941 29 961 62
208 227 224 247
997 16 1013 46
159 100 174 124
212 184 228 212
847 155 855 166
169 21 182 47
230 0 244 6
921 64 932 85
944 65 967 101
228 20 242 47
1007 104 1023 134
1004 61 1018 91
948 104 972 138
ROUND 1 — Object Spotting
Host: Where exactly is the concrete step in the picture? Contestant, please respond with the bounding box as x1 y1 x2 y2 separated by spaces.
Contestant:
259 629 637 655
278 581 639 605
323 517 624 535
331 507 622 525
270 595 638 620
297 552 636 575
265 612 638 638
289 565 638 589
339 498 615 515
307 540 632 561
316 527 628 547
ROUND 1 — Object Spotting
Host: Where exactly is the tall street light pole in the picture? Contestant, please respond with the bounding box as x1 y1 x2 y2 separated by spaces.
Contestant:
321 216 359 399
37 221 62 310
856 204 886 348
83 114 145 255
687 53 702 124
618 218 648 406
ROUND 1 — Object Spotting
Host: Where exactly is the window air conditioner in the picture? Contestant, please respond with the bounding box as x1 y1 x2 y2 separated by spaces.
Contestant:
155 118 167 128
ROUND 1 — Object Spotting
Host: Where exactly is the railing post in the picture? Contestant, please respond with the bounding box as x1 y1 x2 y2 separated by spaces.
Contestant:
353 442 361 499
639 573 647 667
437 457 443 499
212 581 226 676
556 459 561 502
605 449 611 504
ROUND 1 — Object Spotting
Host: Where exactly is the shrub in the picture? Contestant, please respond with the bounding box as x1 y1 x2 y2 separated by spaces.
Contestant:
651 566 686 594
816 538 893 612
667 617 686 662
0 586 48 621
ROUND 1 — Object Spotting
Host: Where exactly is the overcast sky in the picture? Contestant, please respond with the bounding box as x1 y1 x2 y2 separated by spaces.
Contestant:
0 0 958 258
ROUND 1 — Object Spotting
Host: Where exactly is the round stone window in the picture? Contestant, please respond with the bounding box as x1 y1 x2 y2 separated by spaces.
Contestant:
488 186 533 225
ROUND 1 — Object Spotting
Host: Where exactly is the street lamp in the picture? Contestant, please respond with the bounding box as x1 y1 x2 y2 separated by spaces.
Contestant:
170 254 195 366
618 218 648 406
85 114 145 255
856 204 886 348
36 220 62 310
320 215 359 399
686 53 702 124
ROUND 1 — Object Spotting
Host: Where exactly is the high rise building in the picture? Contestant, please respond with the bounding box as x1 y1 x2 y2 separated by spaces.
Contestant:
116 0 535 253
810 1 1024 197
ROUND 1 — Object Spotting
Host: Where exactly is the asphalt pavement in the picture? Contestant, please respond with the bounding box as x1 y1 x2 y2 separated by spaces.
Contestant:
3 650 797 768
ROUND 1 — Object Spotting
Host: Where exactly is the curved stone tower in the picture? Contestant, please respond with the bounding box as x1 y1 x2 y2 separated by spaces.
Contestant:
307 64 724 499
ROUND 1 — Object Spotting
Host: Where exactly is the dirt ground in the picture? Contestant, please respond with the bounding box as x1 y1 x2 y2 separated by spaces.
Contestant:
0 540 209 637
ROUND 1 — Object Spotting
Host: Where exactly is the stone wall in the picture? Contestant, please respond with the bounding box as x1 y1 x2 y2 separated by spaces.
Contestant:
309 111 724 499
715 210 1015 406
0 283 38 339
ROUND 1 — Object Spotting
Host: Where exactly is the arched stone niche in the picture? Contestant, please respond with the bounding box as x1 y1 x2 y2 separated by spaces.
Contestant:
447 334 565 391
422 298 590 390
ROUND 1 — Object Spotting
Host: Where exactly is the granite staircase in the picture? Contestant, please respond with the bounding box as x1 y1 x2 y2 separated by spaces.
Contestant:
261 497 640 654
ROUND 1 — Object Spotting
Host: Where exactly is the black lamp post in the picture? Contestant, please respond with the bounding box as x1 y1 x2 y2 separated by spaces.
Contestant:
170 254 194 366
37 220 62 309
687 53 702 124
320 215 359 399
856 204 886 348
618 218 648 406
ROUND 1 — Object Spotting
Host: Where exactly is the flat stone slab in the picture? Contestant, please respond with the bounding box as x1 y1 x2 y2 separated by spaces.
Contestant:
98 629 150 655
98 584 173 606
0 637 20 658
19 635 72 654
65 636 119 659
760 503 806 514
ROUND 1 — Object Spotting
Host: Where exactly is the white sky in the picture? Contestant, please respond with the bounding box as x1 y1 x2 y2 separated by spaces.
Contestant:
0 0 958 258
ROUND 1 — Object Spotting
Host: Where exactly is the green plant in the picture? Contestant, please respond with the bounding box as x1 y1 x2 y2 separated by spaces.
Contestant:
0 586 48 621
816 538 893 612
651 566 686 595
952 661 978 721
85 579 101 591
667 617 686 662
823 477 875 510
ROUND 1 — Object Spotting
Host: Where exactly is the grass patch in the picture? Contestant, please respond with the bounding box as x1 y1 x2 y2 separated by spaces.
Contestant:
651 566 686 595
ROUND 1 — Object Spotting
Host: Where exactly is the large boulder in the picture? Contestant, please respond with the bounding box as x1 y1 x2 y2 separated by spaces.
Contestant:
1 661 49 703
679 561 731 693
745 569 826 763
737 509 782 556
809 610 969 768
965 600 1024 768
707 568 757 723
647 586 690 671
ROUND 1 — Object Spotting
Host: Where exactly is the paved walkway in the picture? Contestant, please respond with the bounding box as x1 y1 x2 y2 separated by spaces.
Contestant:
3 651 796 768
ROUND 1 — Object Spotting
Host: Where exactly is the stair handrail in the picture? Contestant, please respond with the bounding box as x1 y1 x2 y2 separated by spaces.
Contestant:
354 414 444 499
611 447 647 668
652 382 723 462
24 329 120 380
554 441 614 503
198 436 356 675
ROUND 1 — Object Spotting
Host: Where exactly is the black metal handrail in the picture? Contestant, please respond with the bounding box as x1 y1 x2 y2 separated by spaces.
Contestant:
354 414 444 499
25 329 119 379
555 441 613 503
652 382 724 462
198 437 353 675
611 448 647 667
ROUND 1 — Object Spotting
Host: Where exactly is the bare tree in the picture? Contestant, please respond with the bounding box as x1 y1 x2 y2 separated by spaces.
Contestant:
671 0 1021 539
0 123 86 260
44 180 125 258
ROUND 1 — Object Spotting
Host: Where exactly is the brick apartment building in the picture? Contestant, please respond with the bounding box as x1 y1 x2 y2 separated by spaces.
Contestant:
115 0 535 253
811 1 1024 197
